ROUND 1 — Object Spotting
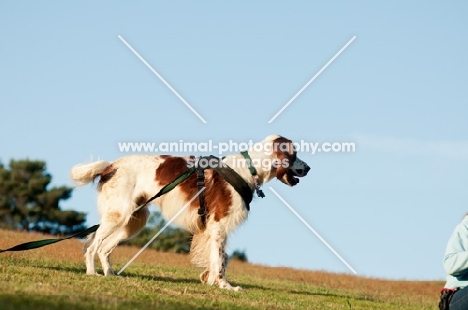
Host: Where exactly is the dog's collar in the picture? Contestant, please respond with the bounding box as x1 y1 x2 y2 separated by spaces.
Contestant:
240 151 265 198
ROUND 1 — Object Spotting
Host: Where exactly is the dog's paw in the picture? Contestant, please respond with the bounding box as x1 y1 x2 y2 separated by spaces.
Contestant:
103 268 119 276
220 284 243 291
218 279 243 291
232 286 243 292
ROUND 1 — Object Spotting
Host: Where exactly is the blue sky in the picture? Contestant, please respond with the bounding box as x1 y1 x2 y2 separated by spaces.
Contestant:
1 1 467 281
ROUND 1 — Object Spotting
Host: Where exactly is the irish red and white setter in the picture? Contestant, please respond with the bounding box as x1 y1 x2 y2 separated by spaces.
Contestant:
71 134 310 291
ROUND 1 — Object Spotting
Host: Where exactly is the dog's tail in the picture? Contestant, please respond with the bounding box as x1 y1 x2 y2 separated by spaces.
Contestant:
70 160 111 186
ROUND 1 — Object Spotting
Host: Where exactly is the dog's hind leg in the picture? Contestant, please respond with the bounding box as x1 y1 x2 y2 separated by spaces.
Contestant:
83 232 98 275
95 225 122 276
96 206 150 276
91 220 121 276
83 222 119 275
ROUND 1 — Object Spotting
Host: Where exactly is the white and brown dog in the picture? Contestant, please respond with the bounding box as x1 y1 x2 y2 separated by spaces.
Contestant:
71 134 310 291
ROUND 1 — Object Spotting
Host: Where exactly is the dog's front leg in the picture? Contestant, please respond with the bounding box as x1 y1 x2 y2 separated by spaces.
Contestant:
206 223 242 291
217 252 242 291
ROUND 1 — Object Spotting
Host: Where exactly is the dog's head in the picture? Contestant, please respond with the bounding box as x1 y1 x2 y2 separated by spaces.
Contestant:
253 135 310 186
271 135 310 186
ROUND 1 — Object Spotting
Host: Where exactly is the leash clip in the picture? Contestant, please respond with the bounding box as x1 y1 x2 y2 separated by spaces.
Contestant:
256 187 265 198
254 176 265 198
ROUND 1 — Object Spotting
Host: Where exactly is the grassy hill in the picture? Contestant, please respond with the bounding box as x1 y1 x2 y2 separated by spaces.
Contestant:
0 229 442 309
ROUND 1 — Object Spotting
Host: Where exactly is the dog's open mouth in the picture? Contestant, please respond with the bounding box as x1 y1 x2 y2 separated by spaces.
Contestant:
282 170 300 186
291 175 300 185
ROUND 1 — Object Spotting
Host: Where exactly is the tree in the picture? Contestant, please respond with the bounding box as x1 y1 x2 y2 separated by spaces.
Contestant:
122 212 192 253
230 249 248 262
0 159 86 235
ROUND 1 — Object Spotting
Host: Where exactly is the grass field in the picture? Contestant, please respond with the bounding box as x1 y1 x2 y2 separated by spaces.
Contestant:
0 229 442 309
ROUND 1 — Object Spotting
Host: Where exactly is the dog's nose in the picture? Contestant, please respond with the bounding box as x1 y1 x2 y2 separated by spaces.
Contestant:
304 165 311 175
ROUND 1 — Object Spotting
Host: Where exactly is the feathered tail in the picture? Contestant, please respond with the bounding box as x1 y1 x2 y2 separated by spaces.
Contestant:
70 160 111 186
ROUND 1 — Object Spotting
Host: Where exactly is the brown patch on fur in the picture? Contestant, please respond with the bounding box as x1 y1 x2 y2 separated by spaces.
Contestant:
204 170 232 222
155 156 232 222
134 194 149 208
155 156 193 185
156 156 199 209
106 211 121 225
272 137 297 182
99 165 117 185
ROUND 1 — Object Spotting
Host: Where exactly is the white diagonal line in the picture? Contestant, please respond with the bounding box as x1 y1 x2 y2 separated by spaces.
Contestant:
268 36 356 123
117 187 205 275
118 35 207 124
269 187 357 274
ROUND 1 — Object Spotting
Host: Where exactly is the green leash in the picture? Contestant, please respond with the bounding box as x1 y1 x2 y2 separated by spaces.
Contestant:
0 166 196 254
0 224 100 253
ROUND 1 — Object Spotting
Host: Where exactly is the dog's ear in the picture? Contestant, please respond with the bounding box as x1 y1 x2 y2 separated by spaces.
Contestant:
275 159 287 180
271 137 295 180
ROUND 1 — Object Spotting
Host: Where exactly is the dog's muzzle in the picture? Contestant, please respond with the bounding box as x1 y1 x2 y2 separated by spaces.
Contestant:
281 158 310 187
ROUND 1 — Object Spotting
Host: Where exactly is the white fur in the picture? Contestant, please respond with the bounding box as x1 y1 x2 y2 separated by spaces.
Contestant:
70 160 110 186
